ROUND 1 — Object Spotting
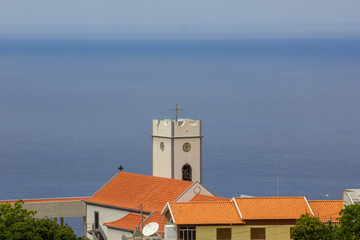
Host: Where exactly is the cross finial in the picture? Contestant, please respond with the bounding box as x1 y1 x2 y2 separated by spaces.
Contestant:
171 104 183 121
118 165 124 172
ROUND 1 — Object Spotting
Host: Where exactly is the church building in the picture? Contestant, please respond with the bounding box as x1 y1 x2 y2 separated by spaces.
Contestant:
84 118 211 239
152 118 202 183
0 115 347 240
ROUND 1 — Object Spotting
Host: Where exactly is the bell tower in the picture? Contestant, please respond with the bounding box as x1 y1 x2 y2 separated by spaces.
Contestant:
152 118 202 183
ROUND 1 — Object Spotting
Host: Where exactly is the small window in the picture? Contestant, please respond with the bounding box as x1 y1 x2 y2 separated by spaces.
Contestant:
290 227 294 239
179 226 196 240
251 228 265 240
94 211 99 229
217 228 231 240
182 164 192 181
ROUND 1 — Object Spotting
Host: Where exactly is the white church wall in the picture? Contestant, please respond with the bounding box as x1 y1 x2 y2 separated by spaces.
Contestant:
152 137 172 179
107 227 133 240
173 119 201 137
86 204 129 239
173 137 201 183
153 119 173 137
153 118 202 183
153 118 201 137
175 182 214 202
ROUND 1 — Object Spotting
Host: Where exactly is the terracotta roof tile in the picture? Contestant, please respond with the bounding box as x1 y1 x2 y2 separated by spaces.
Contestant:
191 194 230 202
308 200 343 223
234 197 313 220
86 172 193 212
168 202 244 225
0 197 88 205
104 211 166 233
104 213 143 231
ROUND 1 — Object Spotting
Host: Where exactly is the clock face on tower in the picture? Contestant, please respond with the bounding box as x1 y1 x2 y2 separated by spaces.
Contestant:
160 142 165 151
182 142 191 152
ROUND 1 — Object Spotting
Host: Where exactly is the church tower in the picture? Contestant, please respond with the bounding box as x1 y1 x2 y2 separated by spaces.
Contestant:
152 118 202 183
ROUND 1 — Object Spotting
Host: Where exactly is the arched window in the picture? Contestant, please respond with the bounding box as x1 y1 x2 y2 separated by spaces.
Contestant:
182 164 192 181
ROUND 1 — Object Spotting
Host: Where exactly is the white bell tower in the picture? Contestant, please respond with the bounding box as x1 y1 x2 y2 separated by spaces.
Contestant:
152 118 202 183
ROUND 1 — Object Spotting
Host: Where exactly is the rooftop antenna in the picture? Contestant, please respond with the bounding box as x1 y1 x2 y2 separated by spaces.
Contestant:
277 176 279 197
140 204 143 231
171 104 183 121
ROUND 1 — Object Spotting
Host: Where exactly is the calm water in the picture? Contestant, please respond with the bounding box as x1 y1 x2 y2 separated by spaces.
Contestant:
1 38 359 205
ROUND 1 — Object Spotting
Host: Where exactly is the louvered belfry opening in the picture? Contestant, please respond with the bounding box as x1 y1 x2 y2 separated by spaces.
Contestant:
182 164 192 181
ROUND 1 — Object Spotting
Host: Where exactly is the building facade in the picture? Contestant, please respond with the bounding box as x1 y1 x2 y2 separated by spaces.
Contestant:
162 197 343 240
152 118 202 183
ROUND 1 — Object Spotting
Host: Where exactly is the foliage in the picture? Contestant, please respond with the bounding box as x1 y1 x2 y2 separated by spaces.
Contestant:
292 204 360 240
291 213 327 240
339 203 360 239
0 200 86 240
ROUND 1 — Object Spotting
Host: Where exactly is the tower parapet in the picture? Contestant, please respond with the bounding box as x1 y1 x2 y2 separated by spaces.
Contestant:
152 118 202 183
152 118 202 138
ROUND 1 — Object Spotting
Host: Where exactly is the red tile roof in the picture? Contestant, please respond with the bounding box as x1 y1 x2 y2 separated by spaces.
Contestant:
308 200 343 223
163 197 343 225
191 194 230 202
104 211 166 233
0 197 88 205
234 197 313 220
104 213 143 231
167 202 244 225
86 172 193 212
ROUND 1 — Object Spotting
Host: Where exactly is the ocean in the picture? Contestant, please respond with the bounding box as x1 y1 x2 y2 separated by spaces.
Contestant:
1 37 359 234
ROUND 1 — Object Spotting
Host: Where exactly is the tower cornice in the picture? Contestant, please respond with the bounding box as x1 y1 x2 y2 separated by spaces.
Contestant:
151 135 203 139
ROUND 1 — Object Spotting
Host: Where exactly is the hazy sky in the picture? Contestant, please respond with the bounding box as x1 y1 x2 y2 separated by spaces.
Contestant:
1 0 360 38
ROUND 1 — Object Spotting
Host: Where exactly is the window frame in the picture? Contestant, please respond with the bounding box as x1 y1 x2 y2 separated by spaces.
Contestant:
179 226 196 240
94 211 99 229
250 227 266 240
217 227 232 240
182 164 192 181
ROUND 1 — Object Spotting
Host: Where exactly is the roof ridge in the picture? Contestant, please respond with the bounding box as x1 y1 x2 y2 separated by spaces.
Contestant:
234 196 305 199
171 201 233 205
0 196 89 201
0 196 89 204
308 200 343 202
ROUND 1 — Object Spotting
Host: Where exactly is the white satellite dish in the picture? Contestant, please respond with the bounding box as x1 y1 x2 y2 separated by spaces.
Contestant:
142 222 159 236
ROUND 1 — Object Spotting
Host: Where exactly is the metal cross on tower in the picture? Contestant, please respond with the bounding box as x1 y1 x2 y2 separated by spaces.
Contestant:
171 104 183 121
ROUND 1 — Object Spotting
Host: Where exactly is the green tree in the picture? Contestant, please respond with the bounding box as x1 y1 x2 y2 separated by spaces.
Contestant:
291 213 327 240
322 221 341 240
339 203 360 239
0 200 85 240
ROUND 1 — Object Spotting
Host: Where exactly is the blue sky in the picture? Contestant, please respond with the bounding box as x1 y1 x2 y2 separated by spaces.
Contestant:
1 0 360 39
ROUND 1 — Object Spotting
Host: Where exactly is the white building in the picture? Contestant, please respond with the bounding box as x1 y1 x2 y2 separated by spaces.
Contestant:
152 118 202 183
84 118 212 240
84 172 215 239
342 189 360 205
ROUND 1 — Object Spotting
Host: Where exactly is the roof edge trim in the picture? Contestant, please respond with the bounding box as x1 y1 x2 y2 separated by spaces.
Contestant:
163 202 175 225
174 181 215 202
104 225 134 233
304 196 315 216
347 192 354 204
85 201 152 215
0 196 89 204
89 172 119 198
231 197 243 220
174 181 197 202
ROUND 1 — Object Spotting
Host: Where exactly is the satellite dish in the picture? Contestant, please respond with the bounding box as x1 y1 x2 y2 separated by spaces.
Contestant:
142 222 159 236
